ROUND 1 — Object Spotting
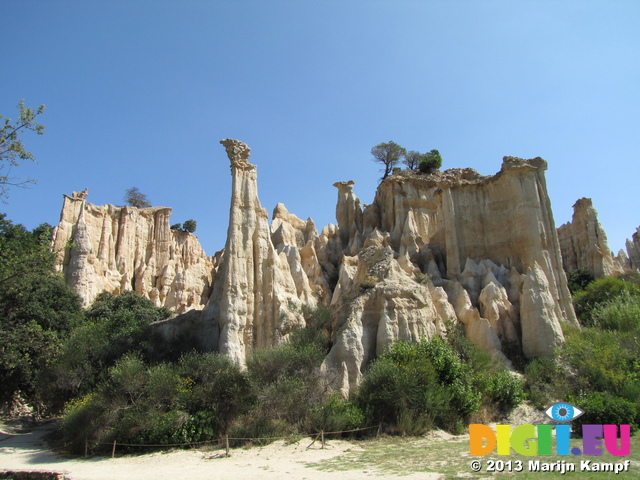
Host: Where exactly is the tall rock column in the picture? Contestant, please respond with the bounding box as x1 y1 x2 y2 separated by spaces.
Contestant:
202 139 309 367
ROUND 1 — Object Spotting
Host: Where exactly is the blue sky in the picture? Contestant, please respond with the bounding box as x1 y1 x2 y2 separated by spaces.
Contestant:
2 1 639 256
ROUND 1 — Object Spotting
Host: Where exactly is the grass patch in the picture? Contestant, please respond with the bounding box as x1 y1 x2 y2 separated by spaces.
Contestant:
306 433 640 479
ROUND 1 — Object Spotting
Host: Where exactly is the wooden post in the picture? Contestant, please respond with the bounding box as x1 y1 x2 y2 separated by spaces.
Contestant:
377 423 381 439
112 440 117 458
321 430 325 449
225 434 229 457
84 437 88 458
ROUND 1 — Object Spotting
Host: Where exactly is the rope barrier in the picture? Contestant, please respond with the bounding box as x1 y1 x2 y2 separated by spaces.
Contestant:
92 424 382 456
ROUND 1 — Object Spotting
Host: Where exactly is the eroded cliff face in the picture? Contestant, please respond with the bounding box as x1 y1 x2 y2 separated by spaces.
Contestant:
57 140 581 396
321 157 578 392
51 191 215 312
557 198 623 278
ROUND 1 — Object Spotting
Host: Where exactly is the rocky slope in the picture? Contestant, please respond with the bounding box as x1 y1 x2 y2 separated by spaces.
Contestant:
51 190 216 312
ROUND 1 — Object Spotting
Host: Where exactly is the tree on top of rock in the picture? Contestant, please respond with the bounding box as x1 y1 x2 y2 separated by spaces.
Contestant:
371 141 406 180
124 187 151 208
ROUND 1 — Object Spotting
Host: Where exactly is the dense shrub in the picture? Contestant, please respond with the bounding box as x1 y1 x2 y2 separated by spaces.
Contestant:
356 337 482 434
485 371 525 413
592 295 640 332
566 267 594 294
562 326 638 395
60 351 252 453
523 357 569 409
573 393 638 436
313 394 365 434
418 149 442 174
50 291 171 404
0 215 86 411
573 277 640 326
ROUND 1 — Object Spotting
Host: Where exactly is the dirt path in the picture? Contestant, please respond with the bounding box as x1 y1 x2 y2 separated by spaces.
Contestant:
0 421 441 479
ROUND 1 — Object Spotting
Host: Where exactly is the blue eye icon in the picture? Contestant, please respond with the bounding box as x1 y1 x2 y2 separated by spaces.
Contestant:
545 403 584 422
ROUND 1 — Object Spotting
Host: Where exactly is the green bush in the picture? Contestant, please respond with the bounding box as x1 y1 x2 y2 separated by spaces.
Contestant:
485 371 525 412
566 267 594 294
593 295 640 332
573 393 638 436
573 277 640 326
50 291 171 404
418 149 442 174
182 219 197 233
313 394 365 434
356 337 482 434
524 357 569 409
562 326 637 395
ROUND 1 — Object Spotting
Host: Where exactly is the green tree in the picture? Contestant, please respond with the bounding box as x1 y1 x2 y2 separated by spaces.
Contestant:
124 187 151 208
418 149 442 174
52 290 171 402
371 141 406 180
403 150 422 170
182 219 197 233
0 214 83 410
0 101 46 200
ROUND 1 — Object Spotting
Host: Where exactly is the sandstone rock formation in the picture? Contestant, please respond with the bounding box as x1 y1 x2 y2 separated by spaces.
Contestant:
621 227 640 272
51 194 215 312
557 198 623 278
321 157 578 392
56 140 582 396
200 139 326 367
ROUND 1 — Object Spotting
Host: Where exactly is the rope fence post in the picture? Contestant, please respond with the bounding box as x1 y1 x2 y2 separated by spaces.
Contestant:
84 437 88 458
377 423 381 438
225 434 230 457
112 440 117 458
321 430 325 449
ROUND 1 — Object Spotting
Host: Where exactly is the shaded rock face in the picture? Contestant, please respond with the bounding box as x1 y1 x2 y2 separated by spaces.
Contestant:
557 198 623 278
51 194 215 312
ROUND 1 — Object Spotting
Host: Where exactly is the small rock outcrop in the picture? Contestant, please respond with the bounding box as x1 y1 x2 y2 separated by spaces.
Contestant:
51 193 215 312
557 198 623 278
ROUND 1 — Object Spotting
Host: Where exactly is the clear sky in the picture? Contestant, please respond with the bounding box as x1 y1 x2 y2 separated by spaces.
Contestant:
2 1 639 257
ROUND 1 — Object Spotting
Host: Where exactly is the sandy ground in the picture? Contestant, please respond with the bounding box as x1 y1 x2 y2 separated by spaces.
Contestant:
0 420 441 480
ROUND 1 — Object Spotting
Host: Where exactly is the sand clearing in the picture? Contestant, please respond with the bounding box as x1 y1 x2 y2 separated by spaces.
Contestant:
0 420 441 479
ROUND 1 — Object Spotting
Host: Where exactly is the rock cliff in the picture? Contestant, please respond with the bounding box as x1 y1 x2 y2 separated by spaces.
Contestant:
51 191 215 312
557 198 623 278
321 157 578 392
56 140 583 396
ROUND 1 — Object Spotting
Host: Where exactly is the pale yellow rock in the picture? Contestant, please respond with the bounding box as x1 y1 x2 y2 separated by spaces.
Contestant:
520 261 566 358
557 198 623 278
202 139 328 367
51 195 214 311
322 246 453 393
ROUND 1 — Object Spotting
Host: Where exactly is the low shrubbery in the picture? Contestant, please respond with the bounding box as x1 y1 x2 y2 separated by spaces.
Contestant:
355 335 522 435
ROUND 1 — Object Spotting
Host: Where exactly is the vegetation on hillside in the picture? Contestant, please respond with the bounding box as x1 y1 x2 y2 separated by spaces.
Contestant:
2 196 640 454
